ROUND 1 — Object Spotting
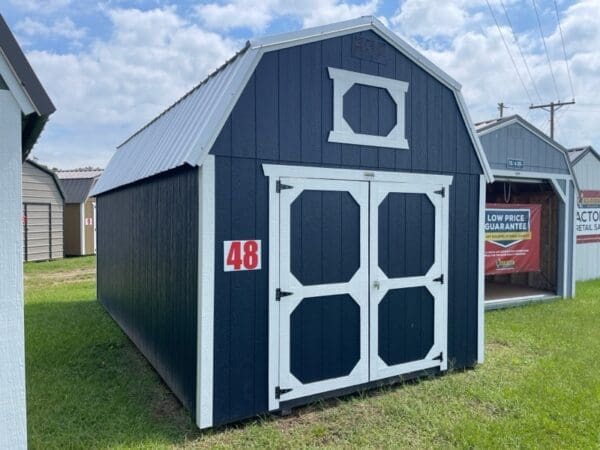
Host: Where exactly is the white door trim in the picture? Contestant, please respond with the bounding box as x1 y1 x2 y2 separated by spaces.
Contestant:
264 163 453 411
369 181 450 381
277 177 370 402
263 164 453 185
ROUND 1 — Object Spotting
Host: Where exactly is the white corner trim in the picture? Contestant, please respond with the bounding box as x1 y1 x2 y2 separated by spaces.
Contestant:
477 175 486 364
0 89 28 450
196 155 215 429
562 181 570 298
0 48 35 115
80 203 85 255
327 67 409 150
570 182 577 298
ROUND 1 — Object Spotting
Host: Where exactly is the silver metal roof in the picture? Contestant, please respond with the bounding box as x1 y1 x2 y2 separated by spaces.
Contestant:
93 16 493 196
56 168 103 179
60 178 96 203
568 146 599 165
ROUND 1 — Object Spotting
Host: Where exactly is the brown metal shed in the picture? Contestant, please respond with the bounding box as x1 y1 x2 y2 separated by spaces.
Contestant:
56 169 102 256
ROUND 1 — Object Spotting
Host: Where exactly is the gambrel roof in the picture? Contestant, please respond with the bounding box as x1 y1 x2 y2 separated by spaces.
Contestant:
93 16 493 196
568 146 599 165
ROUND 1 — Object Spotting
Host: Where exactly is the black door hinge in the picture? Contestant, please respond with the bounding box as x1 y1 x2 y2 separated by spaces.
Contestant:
434 187 445 197
276 288 293 301
276 180 293 193
433 274 444 284
275 386 293 399
433 352 444 362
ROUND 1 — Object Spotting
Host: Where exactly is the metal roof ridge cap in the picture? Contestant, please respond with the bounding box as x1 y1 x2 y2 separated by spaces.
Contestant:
250 16 373 47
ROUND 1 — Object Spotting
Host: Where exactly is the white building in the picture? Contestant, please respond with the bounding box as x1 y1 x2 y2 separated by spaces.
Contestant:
568 146 600 281
0 14 55 449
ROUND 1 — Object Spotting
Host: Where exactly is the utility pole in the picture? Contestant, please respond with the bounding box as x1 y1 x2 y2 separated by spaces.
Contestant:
497 102 509 118
529 100 575 139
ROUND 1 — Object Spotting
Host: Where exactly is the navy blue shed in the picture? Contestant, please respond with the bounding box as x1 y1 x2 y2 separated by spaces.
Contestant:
92 17 494 429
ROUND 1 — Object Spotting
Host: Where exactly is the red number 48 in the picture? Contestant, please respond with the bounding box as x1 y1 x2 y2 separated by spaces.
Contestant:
225 240 261 271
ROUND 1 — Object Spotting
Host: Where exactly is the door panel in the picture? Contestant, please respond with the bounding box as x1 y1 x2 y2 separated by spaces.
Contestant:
278 178 369 401
276 175 448 403
369 182 448 381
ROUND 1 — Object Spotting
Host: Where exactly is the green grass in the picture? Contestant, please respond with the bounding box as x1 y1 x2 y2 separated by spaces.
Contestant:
25 257 600 449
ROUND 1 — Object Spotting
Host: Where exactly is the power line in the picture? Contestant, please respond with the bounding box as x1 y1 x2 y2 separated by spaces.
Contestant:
553 0 576 100
500 0 542 103
486 0 533 104
531 0 561 100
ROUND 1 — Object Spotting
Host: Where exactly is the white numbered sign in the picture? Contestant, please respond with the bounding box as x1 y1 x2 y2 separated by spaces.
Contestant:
224 240 262 271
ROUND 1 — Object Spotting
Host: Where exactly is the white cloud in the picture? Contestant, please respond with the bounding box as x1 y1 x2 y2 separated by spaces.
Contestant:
397 0 600 149
391 0 469 39
195 0 379 32
8 0 72 13
26 7 240 168
15 17 86 40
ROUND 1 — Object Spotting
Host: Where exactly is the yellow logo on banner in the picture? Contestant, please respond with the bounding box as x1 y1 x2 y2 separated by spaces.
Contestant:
485 231 531 241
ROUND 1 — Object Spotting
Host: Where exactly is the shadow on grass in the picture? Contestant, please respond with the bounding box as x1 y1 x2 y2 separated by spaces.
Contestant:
25 298 201 449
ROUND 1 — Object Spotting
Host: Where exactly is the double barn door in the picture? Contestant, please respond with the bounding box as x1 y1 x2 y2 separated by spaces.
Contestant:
273 173 449 404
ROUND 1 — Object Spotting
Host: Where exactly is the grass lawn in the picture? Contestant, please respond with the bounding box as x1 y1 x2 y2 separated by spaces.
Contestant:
25 257 600 449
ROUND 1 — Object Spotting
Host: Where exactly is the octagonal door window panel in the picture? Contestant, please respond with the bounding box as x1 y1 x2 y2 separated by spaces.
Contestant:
278 178 369 401
378 193 435 278
290 190 360 286
369 181 448 381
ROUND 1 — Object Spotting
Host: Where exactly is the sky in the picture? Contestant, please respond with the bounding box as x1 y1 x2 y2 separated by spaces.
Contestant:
2 0 599 169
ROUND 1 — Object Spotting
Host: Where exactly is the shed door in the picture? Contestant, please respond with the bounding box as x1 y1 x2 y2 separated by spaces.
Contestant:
278 177 370 401
369 182 448 380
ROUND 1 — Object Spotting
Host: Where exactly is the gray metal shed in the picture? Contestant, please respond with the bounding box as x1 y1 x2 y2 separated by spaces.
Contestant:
568 146 600 281
477 115 576 309
22 160 64 261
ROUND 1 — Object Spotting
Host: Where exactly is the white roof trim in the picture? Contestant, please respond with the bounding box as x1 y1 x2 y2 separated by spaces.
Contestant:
0 48 35 115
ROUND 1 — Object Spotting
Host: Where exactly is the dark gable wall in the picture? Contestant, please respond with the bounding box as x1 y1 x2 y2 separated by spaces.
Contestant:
210 30 483 425
96 165 199 414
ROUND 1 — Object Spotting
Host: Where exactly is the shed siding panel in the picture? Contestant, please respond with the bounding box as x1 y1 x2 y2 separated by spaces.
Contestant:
96 166 199 414
210 30 483 425
22 161 63 261
480 122 570 174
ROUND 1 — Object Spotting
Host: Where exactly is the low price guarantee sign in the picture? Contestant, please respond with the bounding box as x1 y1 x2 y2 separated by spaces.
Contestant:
484 204 541 275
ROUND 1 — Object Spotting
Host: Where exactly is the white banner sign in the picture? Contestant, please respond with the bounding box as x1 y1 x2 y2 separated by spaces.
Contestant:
576 207 600 243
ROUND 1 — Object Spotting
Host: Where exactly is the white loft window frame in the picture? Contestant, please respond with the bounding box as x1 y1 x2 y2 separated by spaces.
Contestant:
328 67 409 150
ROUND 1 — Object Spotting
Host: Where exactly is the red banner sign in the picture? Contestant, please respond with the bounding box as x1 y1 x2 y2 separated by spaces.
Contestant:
485 204 541 275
